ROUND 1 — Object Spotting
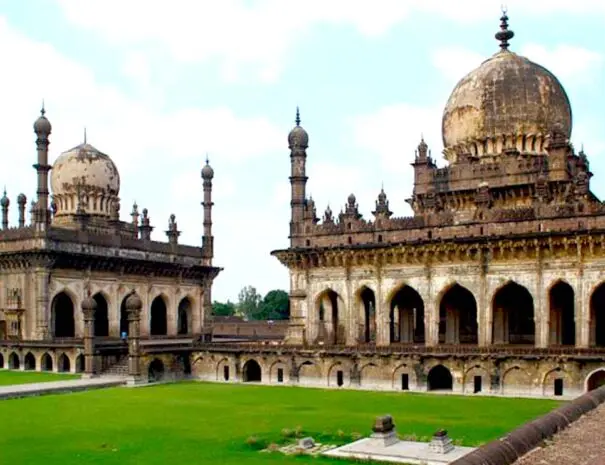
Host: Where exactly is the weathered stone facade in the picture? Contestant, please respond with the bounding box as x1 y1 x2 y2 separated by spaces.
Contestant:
0 106 221 378
207 14 605 398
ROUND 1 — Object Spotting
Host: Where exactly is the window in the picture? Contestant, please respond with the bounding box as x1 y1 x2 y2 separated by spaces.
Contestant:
306 239 310 246
223 365 230 381
474 375 482 393
554 378 563 396
336 370 344 387
401 373 409 391
378 234 383 242
428 230 432 239
348 236 352 244
277 368 284 383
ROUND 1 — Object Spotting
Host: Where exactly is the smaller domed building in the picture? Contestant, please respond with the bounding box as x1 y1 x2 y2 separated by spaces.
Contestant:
195 13 605 398
0 108 221 380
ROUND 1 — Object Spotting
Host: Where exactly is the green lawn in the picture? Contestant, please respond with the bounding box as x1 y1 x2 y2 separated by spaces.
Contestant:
0 382 561 465
0 369 79 386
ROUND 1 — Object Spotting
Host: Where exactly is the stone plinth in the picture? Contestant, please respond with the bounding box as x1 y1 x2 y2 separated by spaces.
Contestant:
429 430 454 454
370 414 398 447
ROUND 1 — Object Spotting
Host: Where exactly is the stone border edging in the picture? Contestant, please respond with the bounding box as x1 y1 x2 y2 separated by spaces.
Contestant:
450 386 605 465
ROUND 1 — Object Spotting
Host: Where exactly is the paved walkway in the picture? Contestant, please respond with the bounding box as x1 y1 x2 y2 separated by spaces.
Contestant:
514 403 605 465
0 376 126 400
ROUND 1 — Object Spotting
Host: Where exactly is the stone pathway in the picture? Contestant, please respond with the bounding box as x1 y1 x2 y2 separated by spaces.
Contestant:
514 403 605 465
0 376 126 400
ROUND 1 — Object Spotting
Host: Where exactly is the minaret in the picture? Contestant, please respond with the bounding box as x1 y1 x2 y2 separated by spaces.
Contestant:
33 104 52 229
17 194 26 228
201 156 214 263
1 189 9 230
287 107 309 243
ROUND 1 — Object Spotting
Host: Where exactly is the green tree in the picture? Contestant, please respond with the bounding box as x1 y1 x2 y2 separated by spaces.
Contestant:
257 289 290 320
236 286 262 320
212 300 236 317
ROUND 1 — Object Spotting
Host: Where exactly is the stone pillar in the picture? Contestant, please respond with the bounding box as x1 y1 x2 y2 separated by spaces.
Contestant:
32 255 53 339
425 301 439 347
81 293 97 377
577 282 590 348
125 291 143 383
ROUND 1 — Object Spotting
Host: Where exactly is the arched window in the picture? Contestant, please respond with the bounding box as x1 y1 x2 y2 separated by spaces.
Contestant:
52 292 75 338
150 296 168 336
93 293 109 337
177 298 192 335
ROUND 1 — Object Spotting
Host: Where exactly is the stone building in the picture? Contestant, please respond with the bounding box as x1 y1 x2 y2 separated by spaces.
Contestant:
0 106 221 380
194 14 605 398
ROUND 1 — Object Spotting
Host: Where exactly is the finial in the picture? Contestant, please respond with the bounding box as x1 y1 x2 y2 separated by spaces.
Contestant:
295 106 301 126
84 127 87 144
205 153 210 165
41 99 45 116
3 186 6 197
495 7 514 50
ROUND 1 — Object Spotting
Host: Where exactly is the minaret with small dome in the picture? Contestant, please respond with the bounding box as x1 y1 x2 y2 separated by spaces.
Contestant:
288 107 309 242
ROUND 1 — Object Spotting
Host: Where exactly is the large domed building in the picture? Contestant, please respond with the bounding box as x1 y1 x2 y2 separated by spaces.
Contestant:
196 13 605 398
0 105 221 382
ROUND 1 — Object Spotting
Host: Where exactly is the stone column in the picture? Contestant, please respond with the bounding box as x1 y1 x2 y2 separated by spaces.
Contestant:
425 301 439 347
81 293 97 377
125 291 143 383
32 255 53 340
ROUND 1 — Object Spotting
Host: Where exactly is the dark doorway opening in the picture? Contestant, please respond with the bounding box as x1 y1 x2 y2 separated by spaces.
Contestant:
150 296 168 336
223 365 230 381
554 378 564 396
177 298 192 335
58 354 71 373
277 368 284 383
8 352 19 369
120 298 129 336
474 375 482 393
148 359 165 382
243 360 261 382
401 373 409 391
52 292 75 338
427 365 453 391
41 353 53 371
337 370 344 387
93 293 109 337
24 352 35 370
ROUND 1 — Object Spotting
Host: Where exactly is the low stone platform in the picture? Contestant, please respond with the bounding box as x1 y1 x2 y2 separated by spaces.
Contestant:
324 437 476 465
0 376 127 400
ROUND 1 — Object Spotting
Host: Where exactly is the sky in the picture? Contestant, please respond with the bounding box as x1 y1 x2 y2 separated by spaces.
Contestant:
0 0 603 303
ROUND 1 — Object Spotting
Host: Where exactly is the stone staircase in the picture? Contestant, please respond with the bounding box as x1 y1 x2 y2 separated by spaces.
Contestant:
102 357 129 377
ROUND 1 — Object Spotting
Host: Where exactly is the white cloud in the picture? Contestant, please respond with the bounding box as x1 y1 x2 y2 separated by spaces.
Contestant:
521 44 604 83
56 0 605 84
431 47 485 83
0 15 288 301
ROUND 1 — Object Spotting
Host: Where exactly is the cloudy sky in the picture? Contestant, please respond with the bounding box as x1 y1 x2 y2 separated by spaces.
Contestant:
0 0 603 302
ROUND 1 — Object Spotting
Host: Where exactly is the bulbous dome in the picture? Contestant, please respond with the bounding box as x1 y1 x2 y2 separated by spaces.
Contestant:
125 291 143 311
442 16 572 161
34 107 52 136
50 142 120 218
288 107 308 149
201 158 214 180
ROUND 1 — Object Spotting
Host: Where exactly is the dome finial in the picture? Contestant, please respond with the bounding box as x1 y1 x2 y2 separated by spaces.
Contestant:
84 127 87 144
495 7 514 50
205 153 210 165
41 99 45 116
295 106 301 126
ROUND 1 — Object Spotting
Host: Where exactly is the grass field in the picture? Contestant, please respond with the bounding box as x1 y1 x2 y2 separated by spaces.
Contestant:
0 370 79 386
0 382 561 465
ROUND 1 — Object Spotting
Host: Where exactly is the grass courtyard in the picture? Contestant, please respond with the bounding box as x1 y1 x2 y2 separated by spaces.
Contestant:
0 382 561 465
0 369 79 386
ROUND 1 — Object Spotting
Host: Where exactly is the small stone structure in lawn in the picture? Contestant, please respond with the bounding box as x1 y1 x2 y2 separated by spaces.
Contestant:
298 437 315 450
323 415 476 464
371 414 399 447
429 429 455 454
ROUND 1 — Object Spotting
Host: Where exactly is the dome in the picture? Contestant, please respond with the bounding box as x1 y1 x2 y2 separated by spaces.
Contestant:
442 16 572 161
125 291 143 311
288 107 308 149
201 158 214 180
34 108 52 136
50 142 120 218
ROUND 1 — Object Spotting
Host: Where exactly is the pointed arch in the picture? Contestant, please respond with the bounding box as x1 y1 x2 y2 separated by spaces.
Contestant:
8 352 19 369
93 292 109 337
356 286 376 343
41 353 53 371
120 295 129 336
585 368 605 392
75 354 84 373
427 364 453 391
314 289 345 345
51 291 75 337
177 297 193 335
439 283 478 344
388 284 424 344
24 352 36 370
548 280 575 346
58 353 71 373
148 358 165 382
492 281 534 345
150 295 168 336
242 359 262 382
590 282 605 347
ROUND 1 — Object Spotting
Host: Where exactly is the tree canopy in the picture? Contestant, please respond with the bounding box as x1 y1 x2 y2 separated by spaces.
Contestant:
212 287 289 321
